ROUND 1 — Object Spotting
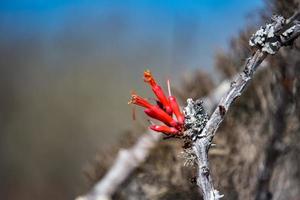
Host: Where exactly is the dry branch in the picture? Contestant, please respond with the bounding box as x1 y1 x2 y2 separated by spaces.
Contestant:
184 12 300 200
76 131 162 200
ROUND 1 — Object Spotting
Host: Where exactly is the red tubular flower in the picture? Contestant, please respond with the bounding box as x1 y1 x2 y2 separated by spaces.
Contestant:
168 96 185 125
129 70 185 136
129 92 177 127
144 70 173 115
149 124 180 135
128 92 153 109
144 107 177 127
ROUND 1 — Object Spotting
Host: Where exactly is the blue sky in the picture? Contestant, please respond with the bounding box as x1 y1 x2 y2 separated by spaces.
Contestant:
0 0 262 11
0 0 263 72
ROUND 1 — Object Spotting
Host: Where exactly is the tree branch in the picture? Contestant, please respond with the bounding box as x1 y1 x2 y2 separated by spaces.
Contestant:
76 131 161 200
184 12 300 200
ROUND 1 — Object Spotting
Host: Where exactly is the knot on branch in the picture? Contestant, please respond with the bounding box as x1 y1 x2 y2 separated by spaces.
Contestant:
249 15 285 54
183 98 209 141
200 165 210 177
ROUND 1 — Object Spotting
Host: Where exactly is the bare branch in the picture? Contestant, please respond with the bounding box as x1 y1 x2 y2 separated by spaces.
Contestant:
185 12 300 200
76 131 162 200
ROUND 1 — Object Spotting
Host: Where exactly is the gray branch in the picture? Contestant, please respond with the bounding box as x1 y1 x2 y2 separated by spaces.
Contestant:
184 12 300 200
76 131 162 200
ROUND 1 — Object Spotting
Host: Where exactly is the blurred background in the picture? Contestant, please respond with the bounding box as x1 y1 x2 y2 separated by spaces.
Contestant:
2 0 293 199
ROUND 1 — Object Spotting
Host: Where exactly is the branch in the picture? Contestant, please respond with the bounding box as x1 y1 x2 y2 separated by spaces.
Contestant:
76 131 162 200
202 57 269 114
184 12 300 200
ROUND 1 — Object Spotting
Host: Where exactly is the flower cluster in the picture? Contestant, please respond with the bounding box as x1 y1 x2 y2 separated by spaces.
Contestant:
129 70 185 135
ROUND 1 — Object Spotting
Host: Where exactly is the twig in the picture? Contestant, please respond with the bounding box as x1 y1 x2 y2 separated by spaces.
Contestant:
184 12 300 200
76 131 162 200
202 58 271 114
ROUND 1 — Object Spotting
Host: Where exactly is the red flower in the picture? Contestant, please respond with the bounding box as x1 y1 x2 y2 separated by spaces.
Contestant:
128 92 152 109
144 107 177 127
129 70 185 136
168 96 185 125
149 125 179 135
144 70 173 115
167 79 185 125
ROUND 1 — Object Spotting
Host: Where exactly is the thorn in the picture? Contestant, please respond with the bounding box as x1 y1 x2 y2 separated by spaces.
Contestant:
167 79 172 96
